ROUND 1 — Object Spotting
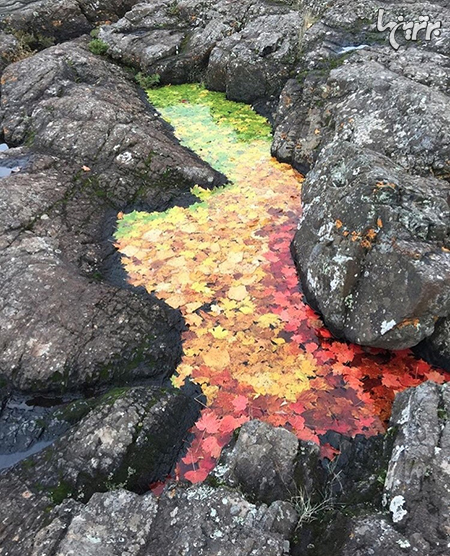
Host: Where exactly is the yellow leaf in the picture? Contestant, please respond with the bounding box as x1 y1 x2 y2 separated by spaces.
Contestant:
220 298 238 311
256 313 282 327
228 285 248 301
210 325 229 339
272 338 286 345
185 313 203 327
202 347 230 369
165 293 187 309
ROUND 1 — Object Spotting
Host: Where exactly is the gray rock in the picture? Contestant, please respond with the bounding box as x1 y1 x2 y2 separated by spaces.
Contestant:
0 481 297 556
99 0 302 102
145 484 297 555
50 489 158 556
272 1 450 353
0 0 141 42
206 11 302 103
274 49 450 177
296 382 450 556
0 41 225 393
0 40 224 195
338 515 416 556
292 140 450 349
0 386 199 553
223 419 300 504
0 31 19 73
383 381 450 548
15 386 199 501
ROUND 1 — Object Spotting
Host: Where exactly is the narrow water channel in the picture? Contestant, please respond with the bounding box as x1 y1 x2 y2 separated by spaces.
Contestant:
115 85 449 483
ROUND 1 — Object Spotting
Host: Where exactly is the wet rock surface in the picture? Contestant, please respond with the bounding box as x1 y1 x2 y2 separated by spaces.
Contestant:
0 384 448 556
0 385 200 554
13 386 200 501
0 1 449 554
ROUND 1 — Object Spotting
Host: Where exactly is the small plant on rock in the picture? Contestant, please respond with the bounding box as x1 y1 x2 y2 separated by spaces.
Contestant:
88 38 109 56
135 72 161 89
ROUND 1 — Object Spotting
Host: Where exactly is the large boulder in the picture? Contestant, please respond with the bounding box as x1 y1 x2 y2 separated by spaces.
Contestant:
0 41 225 393
292 381 450 556
14 386 200 501
0 385 201 554
383 381 450 547
221 419 301 504
291 140 450 349
334 381 450 556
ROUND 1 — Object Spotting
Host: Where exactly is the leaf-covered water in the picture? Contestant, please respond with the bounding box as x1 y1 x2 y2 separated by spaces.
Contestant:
116 84 449 483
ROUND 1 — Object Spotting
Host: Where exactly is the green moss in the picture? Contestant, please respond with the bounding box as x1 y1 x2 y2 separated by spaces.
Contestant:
54 398 93 424
25 129 36 147
21 458 36 470
438 408 448 420
376 468 387 485
385 425 398 438
88 38 109 56
100 387 130 405
49 480 73 505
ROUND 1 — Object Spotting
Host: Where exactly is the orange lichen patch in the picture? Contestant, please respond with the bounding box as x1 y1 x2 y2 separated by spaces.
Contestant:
375 180 397 190
396 318 421 329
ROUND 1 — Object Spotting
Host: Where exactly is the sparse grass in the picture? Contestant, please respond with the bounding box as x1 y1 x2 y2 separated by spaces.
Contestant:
292 487 335 529
3 30 55 63
167 0 180 16
135 72 161 89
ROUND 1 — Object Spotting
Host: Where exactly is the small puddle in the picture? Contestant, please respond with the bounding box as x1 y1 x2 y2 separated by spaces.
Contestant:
0 394 78 472
116 84 449 483
0 143 22 178
0 440 54 472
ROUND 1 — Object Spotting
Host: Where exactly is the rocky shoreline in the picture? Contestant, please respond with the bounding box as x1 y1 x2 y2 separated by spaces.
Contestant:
0 0 449 554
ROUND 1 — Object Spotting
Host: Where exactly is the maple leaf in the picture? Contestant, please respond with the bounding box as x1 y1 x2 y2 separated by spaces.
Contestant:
228 285 248 301
219 414 249 434
232 395 248 413
202 436 222 459
424 370 447 385
196 411 220 434
202 347 230 369
184 468 209 483
210 325 229 339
